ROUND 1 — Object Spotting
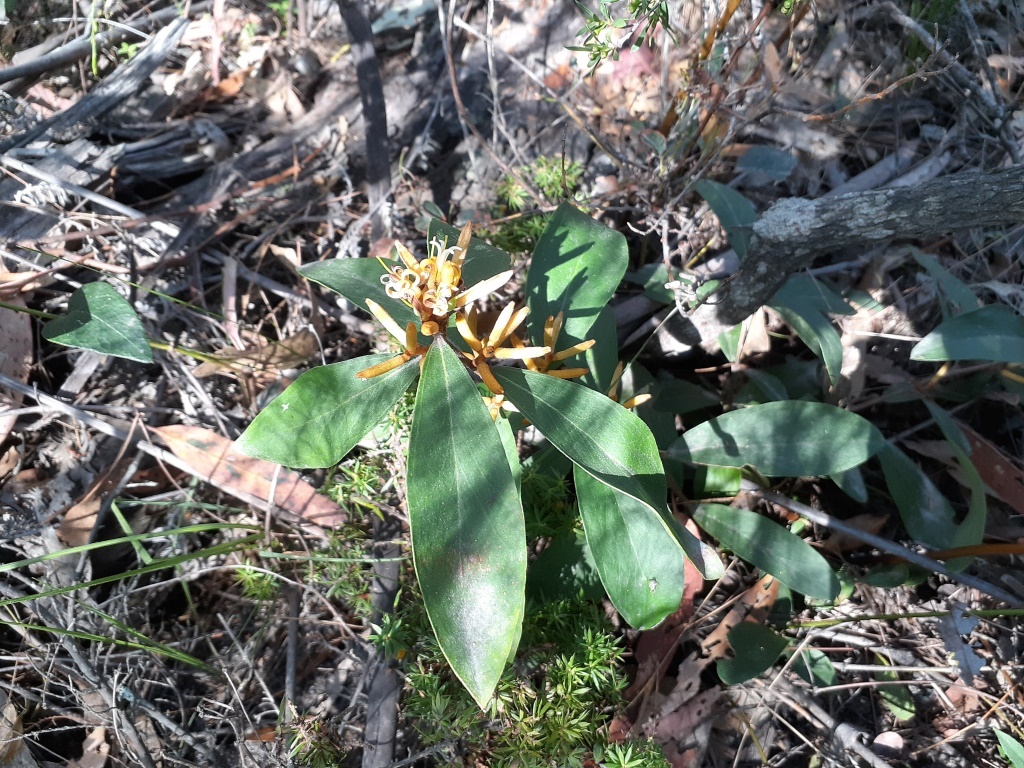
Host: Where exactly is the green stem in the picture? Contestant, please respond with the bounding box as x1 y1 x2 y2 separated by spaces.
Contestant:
0 300 57 320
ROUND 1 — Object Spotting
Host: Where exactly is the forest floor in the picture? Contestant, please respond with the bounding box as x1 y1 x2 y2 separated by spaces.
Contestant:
0 1 1023 767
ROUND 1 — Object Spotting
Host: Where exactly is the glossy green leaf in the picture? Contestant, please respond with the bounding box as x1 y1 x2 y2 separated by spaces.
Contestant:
652 374 721 414
790 648 837 687
526 202 627 349
877 442 958 548
922 401 986 550
771 303 843 386
693 179 758 258
235 354 418 468
580 305 619 394
874 658 916 722
300 257 420 329
495 414 522 494
493 366 723 580
495 367 665 509
427 219 511 287
407 339 526 708
42 282 152 363
995 730 1024 768
694 504 840 600
911 305 1024 363
771 274 854 316
575 467 684 629
718 623 788 684
669 401 885 477
910 250 980 317
527 530 603 602
736 146 797 180
831 467 868 503
718 324 741 362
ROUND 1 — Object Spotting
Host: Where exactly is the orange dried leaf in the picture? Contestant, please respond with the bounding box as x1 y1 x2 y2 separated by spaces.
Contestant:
153 425 346 528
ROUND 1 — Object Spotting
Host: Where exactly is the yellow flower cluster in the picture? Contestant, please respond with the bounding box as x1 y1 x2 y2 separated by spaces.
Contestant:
356 223 596 419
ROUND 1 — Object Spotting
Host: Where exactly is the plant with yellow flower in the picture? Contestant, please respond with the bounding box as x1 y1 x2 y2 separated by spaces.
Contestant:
236 203 717 708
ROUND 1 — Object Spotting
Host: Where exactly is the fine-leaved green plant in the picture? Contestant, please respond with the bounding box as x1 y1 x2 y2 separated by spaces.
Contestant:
235 204 718 706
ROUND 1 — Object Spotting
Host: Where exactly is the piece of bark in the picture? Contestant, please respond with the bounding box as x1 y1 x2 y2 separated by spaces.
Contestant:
711 164 1024 325
0 16 191 153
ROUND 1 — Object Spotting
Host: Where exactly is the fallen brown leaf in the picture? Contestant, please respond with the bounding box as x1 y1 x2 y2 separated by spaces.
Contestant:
701 575 778 662
152 425 346 529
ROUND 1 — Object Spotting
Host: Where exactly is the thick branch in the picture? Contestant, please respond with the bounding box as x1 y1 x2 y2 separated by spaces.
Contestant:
715 164 1024 324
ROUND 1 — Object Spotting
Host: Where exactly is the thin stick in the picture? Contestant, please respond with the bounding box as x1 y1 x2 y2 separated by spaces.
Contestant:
743 482 1024 607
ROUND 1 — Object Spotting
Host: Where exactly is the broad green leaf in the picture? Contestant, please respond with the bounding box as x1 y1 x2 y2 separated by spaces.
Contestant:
528 530 604 602
771 274 855 316
874 658 916 722
736 146 797 180
576 467 684 629
694 504 840 600
877 442 958 548
526 202 627 350
427 219 511 287
922 401 986 550
235 354 418 468
669 401 885 477
910 249 980 317
790 648 837 687
911 305 1024 363
407 339 526 708
693 179 758 258
692 465 742 498
495 414 522 494
580 305 619 394
718 324 741 361
717 623 787 684
495 367 665 510
42 282 152 363
652 374 721 414
300 257 419 329
995 731 1024 768
493 366 722 579
831 467 868 503
771 302 843 386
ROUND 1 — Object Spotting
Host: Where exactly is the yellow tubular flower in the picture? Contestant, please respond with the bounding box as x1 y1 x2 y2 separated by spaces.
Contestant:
366 299 407 344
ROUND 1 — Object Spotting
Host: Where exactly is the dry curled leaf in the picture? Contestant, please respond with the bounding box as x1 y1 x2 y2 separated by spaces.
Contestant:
152 425 346 529
193 330 318 378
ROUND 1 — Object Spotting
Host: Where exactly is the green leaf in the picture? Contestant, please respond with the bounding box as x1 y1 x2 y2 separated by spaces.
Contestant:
693 179 758 259
493 366 722 579
526 201 628 349
790 648 837 687
407 338 526 708
910 249 980 317
495 367 665 510
580 304 619 393
874 658 916 722
42 282 152 363
300 257 420 329
668 401 885 477
911 305 1024 363
770 303 843 386
235 355 419 468
877 442 958 549
527 530 603 602
694 504 840 600
922 401 986 550
736 146 797 180
575 467 684 628
652 374 721 414
717 622 787 684
427 219 511 287
831 467 868 503
995 730 1024 768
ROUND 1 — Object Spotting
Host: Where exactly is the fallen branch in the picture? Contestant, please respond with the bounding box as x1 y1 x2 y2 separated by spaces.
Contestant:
712 164 1024 325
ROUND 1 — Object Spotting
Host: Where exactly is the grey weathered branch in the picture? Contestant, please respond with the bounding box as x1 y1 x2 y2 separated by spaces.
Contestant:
713 164 1024 325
